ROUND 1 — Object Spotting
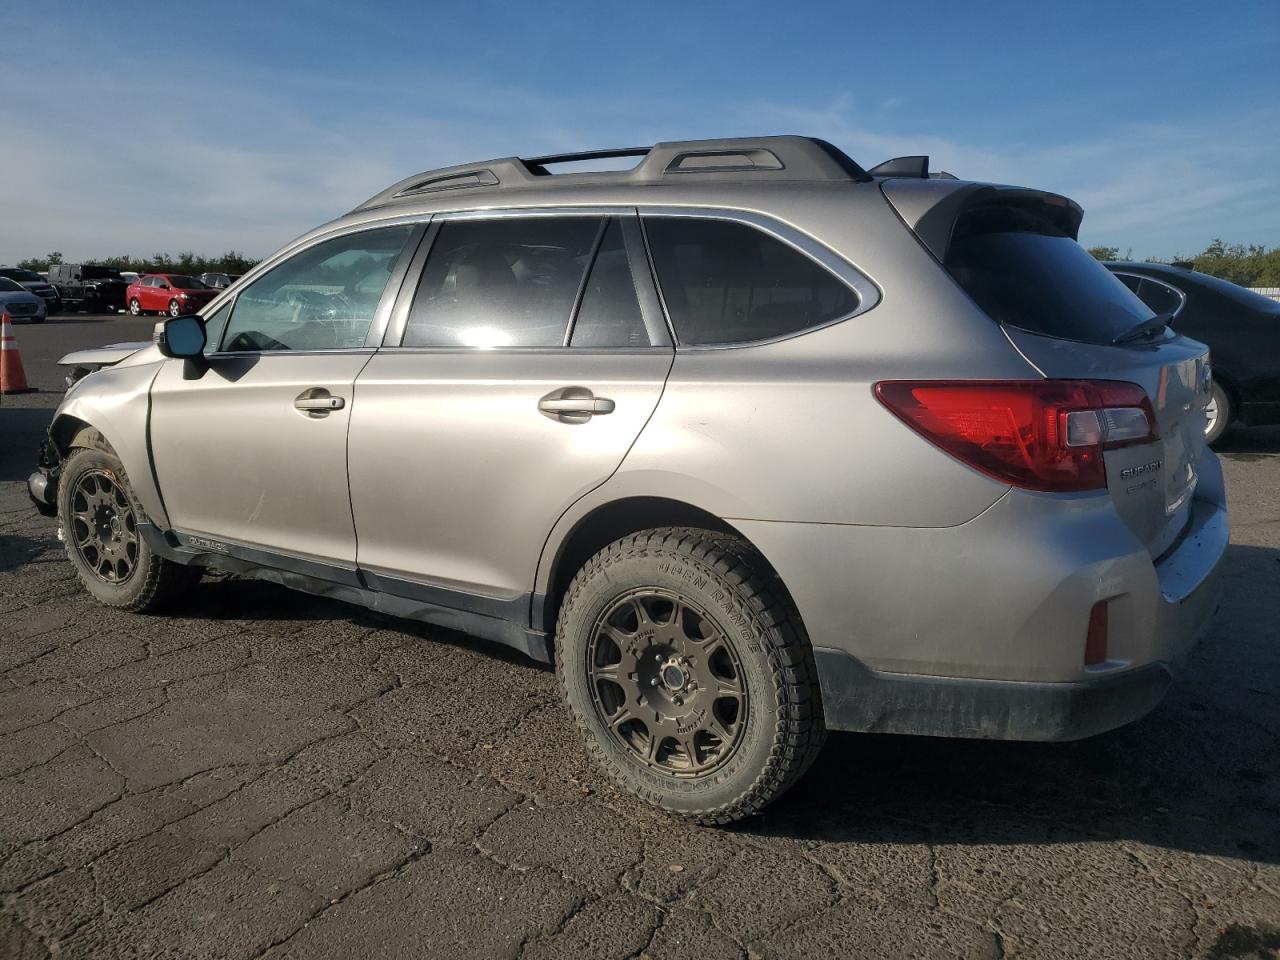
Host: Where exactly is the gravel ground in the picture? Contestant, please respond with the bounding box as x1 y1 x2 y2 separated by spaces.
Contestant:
1 315 1278 959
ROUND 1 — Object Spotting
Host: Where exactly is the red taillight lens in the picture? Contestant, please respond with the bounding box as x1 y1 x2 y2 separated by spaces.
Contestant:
874 380 1156 493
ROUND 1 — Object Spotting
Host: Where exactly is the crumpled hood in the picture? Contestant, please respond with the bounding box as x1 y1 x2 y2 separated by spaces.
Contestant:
58 342 152 368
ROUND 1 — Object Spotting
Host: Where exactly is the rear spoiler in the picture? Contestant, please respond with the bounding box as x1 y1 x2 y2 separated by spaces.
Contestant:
880 180 1084 262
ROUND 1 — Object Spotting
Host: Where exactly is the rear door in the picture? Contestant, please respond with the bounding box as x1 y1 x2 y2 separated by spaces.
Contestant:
943 199 1212 558
348 210 673 606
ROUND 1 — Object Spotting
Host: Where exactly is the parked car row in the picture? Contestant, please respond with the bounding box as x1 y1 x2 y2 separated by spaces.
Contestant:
0 265 244 316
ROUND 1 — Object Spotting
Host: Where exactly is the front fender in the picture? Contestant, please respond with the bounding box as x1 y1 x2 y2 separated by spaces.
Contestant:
51 357 168 528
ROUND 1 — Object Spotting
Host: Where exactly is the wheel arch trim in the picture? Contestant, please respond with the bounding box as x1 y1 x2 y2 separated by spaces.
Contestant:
531 489 795 636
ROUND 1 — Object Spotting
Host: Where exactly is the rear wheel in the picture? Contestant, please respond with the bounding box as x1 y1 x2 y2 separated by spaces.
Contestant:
58 442 200 611
1205 379 1232 446
555 527 825 824
128 298 142 316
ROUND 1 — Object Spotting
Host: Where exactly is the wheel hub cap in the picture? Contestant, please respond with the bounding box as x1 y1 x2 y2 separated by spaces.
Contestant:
587 589 748 778
69 470 139 584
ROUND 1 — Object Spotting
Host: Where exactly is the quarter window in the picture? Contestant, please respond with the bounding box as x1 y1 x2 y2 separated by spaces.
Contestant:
643 217 858 345
221 225 413 352
202 302 231 353
403 217 601 348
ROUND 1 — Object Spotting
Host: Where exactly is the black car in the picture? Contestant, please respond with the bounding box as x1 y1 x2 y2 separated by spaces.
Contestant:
1105 261 1280 444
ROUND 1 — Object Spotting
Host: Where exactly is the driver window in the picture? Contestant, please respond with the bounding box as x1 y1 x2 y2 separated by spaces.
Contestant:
221 225 414 352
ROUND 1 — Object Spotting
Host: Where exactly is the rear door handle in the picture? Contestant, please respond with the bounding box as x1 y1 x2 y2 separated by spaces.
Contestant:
294 389 345 415
538 388 615 422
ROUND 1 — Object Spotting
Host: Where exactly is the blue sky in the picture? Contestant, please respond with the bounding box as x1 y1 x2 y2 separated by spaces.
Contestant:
1 0 1277 264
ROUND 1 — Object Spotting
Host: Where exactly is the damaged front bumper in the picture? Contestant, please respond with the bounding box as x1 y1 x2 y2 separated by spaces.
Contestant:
28 435 62 517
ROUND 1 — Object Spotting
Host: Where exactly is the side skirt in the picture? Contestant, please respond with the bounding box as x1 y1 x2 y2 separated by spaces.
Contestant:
138 524 552 663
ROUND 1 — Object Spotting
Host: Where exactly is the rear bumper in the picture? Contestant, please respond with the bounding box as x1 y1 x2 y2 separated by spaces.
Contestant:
736 452 1229 741
813 649 1172 741
812 493 1225 741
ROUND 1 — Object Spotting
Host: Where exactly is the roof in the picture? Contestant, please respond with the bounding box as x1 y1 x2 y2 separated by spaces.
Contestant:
354 136 875 212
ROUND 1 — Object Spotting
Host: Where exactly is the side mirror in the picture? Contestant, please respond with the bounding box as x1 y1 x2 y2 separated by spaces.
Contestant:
155 315 207 358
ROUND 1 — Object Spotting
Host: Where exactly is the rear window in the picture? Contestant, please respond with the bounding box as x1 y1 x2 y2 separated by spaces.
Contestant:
946 203 1153 344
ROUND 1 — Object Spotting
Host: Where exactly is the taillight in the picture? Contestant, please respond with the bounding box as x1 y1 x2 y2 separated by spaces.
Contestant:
874 380 1157 493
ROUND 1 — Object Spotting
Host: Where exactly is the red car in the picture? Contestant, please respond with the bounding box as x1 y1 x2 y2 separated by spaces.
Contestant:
125 274 219 317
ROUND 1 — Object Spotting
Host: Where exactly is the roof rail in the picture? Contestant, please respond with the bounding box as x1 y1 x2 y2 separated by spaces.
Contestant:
523 147 650 175
354 136 873 211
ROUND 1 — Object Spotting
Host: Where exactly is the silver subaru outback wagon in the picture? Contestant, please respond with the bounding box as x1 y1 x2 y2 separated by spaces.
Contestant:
28 137 1228 823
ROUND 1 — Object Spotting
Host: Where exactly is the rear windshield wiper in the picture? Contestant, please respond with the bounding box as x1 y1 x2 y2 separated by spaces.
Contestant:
1112 311 1174 345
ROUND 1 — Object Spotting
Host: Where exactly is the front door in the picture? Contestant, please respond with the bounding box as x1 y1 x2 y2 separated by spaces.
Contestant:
148 223 419 566
348 212 673 607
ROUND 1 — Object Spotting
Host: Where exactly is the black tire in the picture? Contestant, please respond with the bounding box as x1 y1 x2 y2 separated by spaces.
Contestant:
58 440 200 611
1205 379 1232 446
555 527 826 824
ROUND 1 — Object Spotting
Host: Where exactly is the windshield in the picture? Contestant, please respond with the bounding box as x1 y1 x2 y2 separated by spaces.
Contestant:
0 268 42 282
167 276 209 290
947 221 1154 345
0 277 25 292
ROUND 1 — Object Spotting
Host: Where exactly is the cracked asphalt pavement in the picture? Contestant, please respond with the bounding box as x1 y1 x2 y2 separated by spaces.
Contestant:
1 315 1278 959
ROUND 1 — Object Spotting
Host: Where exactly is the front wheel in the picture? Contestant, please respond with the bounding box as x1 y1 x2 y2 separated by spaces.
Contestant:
167 299 182 318
1205 379 1232 446
128 298 142 316
555 527 826 824
58 442 200 611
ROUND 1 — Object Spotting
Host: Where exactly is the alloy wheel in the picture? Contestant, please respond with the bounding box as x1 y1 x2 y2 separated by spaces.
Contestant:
587 589 748 777
1204 392 1219 437
129 298 141 315
168 300 181 318
69 470 139 584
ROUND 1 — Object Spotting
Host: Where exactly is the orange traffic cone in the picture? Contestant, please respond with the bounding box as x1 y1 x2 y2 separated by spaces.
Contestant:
0 310 36 394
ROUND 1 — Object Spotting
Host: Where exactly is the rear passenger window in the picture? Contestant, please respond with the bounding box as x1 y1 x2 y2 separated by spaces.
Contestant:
404 217 601 348
570 220 649 348
643 217 857 345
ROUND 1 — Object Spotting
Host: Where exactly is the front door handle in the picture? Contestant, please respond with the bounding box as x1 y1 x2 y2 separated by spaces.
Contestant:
294 388 345 416
538 387 615 423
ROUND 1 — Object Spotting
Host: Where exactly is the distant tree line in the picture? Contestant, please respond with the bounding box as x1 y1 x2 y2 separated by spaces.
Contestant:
16 250 260 276
1087 240 1280 287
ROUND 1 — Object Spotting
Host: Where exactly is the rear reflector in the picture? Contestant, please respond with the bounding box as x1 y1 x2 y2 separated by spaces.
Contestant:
874 380 1157 493
1084 601 1109 666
